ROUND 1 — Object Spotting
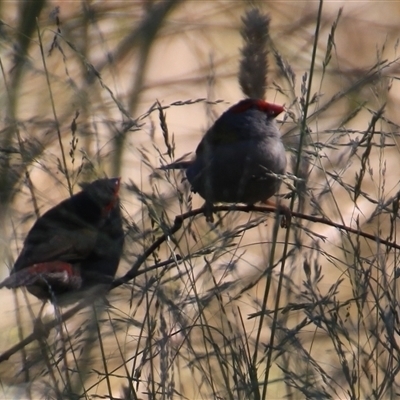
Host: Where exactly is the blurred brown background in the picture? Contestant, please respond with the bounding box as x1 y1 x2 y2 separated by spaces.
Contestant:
0 1 399 399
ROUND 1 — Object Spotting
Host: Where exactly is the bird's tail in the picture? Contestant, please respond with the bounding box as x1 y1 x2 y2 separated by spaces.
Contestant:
160 160 193 170
159 152 193 170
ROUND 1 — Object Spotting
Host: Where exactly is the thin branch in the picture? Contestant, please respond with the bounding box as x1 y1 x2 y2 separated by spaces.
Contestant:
0 202 398 362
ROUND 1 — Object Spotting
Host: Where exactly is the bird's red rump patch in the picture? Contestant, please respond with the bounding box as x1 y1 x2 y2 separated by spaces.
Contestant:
28 261 77 276
0 261 80 290
230 99 284 117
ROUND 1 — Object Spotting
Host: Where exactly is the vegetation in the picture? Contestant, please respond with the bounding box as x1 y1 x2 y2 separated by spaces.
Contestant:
0 1 399 399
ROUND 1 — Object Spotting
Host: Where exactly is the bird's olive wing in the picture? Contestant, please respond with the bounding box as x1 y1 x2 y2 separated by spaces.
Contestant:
13 205 99 271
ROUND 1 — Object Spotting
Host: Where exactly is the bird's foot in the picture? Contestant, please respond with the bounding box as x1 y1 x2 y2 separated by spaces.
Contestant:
33 317 50 340
203 202 215 223
262 200 291 229
278 204 292 228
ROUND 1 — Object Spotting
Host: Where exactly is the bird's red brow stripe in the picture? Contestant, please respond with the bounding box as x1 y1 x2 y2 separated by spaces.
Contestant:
230 99 284 115
28 261 75 275
230 99 256 114
103 177 120 214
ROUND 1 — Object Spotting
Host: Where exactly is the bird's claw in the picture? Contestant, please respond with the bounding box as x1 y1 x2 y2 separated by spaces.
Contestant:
278 204 292 229
33 317 50 339
262 200 291 229
203 202 215 223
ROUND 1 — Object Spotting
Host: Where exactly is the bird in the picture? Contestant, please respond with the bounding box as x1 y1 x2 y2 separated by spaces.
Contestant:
161 98 290 225
0 177 124 304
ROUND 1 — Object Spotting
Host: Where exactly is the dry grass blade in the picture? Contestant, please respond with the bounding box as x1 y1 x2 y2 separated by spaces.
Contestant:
239 8 270 99
1 2 400 399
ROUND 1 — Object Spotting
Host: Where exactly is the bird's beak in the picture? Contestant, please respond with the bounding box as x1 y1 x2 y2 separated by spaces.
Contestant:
268 103 285 118
112 177 121 196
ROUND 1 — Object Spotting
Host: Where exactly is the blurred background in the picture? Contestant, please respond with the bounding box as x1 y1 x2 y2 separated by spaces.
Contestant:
0 1 399 399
